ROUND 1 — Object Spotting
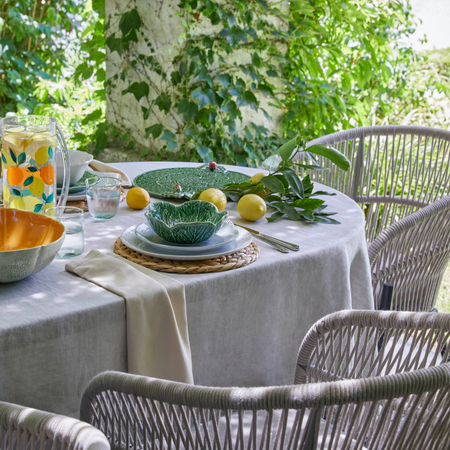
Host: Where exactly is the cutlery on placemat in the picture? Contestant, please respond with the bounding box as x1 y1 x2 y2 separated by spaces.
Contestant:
233 224 300 251
226 219 289 253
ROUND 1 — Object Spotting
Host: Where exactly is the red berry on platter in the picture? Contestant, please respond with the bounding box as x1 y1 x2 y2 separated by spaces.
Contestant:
209 161 217 170
173 184 181 190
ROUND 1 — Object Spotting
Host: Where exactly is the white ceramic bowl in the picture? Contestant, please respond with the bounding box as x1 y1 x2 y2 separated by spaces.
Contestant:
0 208 65 283
56 149 93 186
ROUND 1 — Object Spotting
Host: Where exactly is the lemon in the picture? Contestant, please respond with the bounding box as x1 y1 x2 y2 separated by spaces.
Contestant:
3 184 10 204
237 194 267 222
23 196 44 211
29 177 45 197
250 172 270 198
42 202 55 214
198 188 227 212
126 187 151 210
10 197 25 210
35 146 50 165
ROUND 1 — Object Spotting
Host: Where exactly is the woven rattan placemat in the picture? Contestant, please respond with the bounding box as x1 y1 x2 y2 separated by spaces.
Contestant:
114 237 259 274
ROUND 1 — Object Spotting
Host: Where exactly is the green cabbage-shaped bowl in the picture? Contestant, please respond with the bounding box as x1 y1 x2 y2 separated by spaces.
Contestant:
145 201 228 244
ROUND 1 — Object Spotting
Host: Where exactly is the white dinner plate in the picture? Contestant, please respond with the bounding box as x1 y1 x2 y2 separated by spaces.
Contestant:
134 221 239 253
57 189 86 201
121 224 252 261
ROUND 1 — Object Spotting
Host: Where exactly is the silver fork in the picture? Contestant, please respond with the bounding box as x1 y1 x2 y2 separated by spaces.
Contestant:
226 219 289 253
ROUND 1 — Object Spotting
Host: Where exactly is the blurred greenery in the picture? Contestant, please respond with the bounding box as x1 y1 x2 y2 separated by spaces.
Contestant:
5 0 450 165
437 267 450 314
0 0 106 153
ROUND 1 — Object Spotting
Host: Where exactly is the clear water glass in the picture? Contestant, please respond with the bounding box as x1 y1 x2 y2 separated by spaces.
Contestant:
44 206 84 257
86 176 122 219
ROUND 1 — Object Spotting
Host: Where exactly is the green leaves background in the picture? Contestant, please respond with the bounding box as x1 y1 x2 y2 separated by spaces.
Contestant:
4 0 450 168
222 141 348 224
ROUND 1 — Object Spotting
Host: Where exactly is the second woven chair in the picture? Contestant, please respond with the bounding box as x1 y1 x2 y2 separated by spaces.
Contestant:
303 126 450 311
0 401 110 450
80 310 450 450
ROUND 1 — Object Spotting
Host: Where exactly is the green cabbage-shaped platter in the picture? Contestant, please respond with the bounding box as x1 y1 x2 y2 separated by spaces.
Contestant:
133 166 250 199
145 201 228 244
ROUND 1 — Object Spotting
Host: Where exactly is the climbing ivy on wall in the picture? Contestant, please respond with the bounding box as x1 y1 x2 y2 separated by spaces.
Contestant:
105 0 418 166
105 0 290 166
4 0 419 164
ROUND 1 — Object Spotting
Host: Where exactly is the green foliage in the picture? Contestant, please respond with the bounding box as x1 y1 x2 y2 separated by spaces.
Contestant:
104 0 422 164
33 0 107 154
282 0 420 137
105 0 290 165
381 48 450 128
0 0 107 154
5 0 450 167
0 0 83 115
222 137 350 223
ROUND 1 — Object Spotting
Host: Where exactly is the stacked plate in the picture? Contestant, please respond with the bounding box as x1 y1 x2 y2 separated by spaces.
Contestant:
120 221 253 261
57 171 100 201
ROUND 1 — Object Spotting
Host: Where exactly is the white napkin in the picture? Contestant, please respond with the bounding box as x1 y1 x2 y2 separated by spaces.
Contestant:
89 160 132 187
66 250 194 384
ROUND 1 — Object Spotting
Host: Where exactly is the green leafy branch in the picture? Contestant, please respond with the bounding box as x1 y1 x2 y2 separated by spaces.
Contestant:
223 136 350 224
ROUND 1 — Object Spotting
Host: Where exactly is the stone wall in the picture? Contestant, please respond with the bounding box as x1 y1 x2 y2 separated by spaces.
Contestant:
105 0 287 160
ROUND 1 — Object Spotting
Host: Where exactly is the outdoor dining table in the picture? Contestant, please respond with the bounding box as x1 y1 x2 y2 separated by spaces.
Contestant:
0 161 374 418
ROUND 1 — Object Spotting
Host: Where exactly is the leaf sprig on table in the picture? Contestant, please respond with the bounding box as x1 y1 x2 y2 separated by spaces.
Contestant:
222 137 350 224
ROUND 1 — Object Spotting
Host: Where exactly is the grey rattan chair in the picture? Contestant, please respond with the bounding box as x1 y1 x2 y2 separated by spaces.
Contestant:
81 310 450 450
0 401 110 450
303 126 450 311
368 195 450 311
303 125 450 240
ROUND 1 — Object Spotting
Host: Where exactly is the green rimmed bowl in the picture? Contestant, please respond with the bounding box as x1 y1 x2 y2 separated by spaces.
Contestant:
145 201 228 244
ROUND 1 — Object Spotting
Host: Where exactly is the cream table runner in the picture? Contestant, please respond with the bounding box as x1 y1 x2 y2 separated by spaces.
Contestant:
66 250 193 384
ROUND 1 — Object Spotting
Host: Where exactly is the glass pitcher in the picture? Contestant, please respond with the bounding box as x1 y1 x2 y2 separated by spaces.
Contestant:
0 116 70 213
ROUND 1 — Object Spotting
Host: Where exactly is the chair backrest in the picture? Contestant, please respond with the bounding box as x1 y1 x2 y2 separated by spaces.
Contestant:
0 401 110 450
296 310 450 385
303 125 450 240
81 368 450 450
369 195 450 311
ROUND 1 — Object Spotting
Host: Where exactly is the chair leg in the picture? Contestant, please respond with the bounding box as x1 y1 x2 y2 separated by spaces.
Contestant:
379 283 394 311
378 284 394 351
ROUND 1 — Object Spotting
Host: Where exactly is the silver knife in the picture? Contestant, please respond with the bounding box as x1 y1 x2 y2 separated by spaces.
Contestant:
234 224 300 251
226 219 289 253
252 235 290 253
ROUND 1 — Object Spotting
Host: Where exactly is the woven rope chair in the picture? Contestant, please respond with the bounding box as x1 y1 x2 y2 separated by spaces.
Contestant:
0 401 110 450
368 194 450 311
81 311 450 450
302 126 450 311
296 310 450 384
302 125 450 241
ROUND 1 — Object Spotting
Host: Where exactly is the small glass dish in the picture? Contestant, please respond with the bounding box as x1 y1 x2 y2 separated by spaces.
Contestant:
145 200 228 244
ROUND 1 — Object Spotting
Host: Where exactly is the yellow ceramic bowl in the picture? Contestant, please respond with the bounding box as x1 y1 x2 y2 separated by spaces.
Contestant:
0 208 65 282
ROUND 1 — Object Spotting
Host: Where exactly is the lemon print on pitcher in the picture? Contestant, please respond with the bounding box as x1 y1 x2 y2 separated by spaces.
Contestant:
0 116 70 213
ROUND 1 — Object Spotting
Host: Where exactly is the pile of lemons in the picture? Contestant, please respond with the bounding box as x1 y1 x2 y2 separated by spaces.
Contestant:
126 171 269 222
197 171 268 222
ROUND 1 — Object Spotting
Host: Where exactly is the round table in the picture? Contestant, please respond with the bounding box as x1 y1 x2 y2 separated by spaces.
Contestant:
0 162 373 417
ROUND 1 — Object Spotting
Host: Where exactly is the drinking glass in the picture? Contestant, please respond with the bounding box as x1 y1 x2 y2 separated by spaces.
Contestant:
44 206 84 257
86 177 122 219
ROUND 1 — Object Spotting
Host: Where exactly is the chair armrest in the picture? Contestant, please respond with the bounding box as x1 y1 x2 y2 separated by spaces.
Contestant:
81 366 450 450
0 401 110 450
295 310 450 385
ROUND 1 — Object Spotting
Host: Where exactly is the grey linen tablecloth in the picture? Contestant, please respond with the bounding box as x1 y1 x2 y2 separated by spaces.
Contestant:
0 162 373 417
